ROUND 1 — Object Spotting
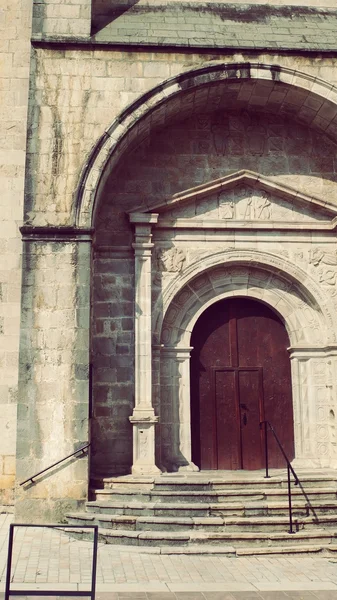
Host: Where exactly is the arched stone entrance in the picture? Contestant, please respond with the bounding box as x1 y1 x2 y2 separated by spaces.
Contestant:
83 63 337 480
158 256 336 473
190 297 294 471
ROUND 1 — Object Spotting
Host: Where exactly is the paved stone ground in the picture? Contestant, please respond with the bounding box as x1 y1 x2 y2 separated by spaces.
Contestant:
1 515 337 597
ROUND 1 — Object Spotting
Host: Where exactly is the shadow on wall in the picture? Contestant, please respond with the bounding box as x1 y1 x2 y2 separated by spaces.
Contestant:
91 0 141 35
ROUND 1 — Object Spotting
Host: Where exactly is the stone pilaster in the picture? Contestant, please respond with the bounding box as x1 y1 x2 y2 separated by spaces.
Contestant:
129 213 160 476
289 346 337 468
161 347 198 472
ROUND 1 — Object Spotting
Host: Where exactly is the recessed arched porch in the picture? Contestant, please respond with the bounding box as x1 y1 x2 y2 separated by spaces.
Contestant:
80 62 337 480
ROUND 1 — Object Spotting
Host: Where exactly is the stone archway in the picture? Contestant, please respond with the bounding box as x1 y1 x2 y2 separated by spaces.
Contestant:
85 63 337 479
158 259 336 472
76 62 337 228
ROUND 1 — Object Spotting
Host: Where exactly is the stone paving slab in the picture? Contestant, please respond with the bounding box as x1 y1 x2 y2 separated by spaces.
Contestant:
2 592 337 600
0 514 336 596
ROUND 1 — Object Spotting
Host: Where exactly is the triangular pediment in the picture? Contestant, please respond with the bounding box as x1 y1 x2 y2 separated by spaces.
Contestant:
130 171 337 230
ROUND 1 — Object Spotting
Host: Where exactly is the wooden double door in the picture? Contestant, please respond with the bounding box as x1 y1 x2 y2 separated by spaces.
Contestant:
190 298 294 470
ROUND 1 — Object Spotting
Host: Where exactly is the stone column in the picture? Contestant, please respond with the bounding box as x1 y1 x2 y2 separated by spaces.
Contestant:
129 213 160 476
161 347 198 472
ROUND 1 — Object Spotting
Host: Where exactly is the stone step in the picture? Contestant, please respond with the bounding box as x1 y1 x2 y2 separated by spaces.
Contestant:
94 486 337 504
102 474 337 493
63 524 337 555
86 499 337 518
236 544 337 556
67 511 337 533
81 471 337 554
161 544 337 556
65 524 336 548
155 477 337 492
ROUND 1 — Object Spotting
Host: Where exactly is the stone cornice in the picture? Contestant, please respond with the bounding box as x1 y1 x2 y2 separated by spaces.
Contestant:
31 38 337 58
20 226 94 242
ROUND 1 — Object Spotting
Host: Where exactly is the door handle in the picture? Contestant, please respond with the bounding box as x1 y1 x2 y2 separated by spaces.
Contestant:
243 413 247 426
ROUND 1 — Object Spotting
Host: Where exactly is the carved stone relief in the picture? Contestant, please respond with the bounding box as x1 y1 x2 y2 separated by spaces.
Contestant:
243 111 267 155
309 247 337 295
211 114 229 156
159 182 331 223
157 247 186 273
310 247 337 267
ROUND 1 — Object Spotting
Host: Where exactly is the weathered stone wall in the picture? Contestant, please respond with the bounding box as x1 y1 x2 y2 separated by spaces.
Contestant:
91 252 134 475
0 0 32 508
32 0 90 39
15 237 90 522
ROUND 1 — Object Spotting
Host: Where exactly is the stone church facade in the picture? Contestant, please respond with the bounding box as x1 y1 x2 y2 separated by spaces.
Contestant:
2 0 337 521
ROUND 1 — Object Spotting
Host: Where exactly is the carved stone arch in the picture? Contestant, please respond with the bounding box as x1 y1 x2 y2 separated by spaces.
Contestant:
75 62 337 228
160 271 321 349
156 250 333 347
157 256 337 471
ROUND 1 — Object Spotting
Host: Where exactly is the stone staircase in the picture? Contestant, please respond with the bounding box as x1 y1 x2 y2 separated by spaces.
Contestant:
66 470 337 555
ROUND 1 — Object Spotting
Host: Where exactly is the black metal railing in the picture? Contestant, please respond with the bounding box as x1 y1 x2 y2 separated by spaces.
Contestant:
20 443 90 486
260 421 317 533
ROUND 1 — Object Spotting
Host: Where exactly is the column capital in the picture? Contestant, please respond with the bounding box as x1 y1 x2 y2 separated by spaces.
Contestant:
289 345 337 358
161 346 193 360
132 243 154 257
129 213 159 225
130 213 159 249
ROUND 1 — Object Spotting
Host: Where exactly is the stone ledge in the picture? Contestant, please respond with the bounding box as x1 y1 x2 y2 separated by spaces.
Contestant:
20 226 94 242
30 35 337 54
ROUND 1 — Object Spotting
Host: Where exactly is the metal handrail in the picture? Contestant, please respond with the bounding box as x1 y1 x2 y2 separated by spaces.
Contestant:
20 443 90 486
260 421 317 533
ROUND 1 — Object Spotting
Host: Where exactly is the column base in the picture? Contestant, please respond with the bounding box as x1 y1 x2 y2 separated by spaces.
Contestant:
178 462 199 473
131 463 161 476
130 412 161 476
291 457 321 469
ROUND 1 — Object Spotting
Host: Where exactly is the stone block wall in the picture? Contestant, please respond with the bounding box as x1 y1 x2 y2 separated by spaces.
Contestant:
15 237 91 522
32 0 91 38
91 253 134 475
0 0 32 508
